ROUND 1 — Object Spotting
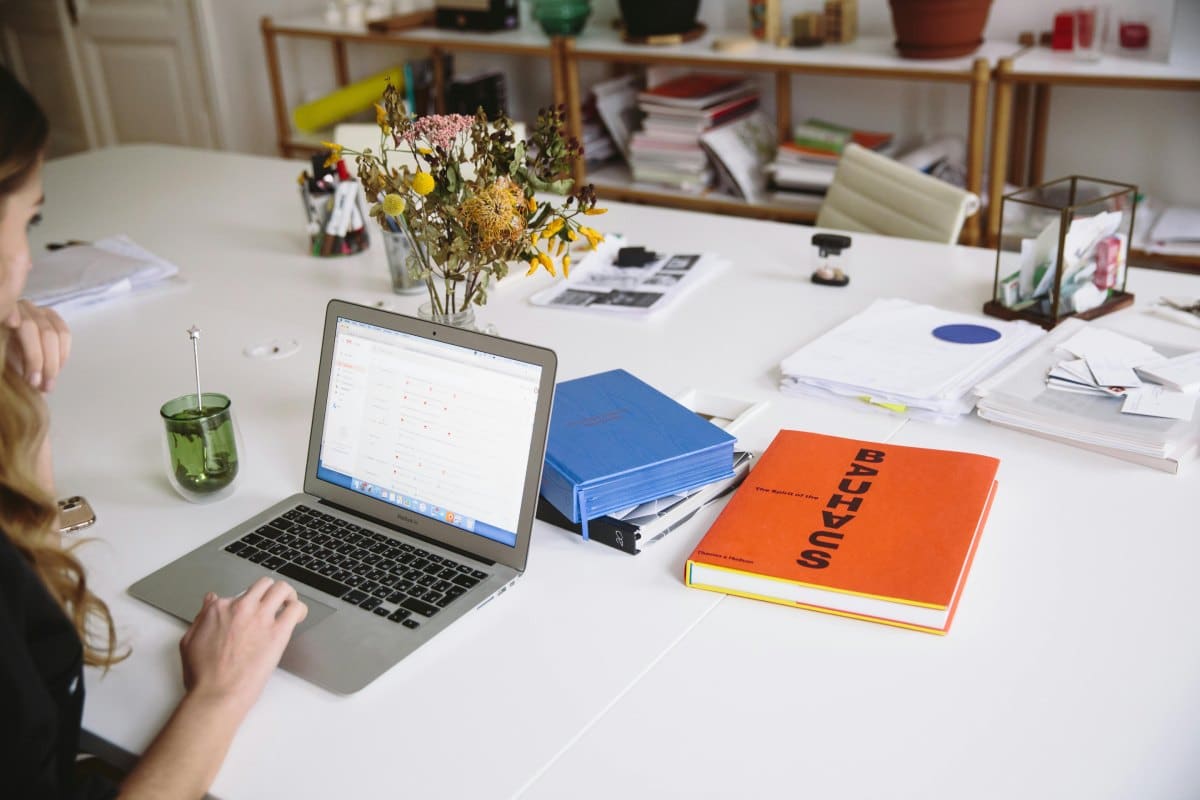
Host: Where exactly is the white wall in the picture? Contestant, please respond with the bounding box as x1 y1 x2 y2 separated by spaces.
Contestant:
206 0 1200 207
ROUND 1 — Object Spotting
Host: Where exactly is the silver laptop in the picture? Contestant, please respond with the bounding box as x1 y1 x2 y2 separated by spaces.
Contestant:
131 299 557 694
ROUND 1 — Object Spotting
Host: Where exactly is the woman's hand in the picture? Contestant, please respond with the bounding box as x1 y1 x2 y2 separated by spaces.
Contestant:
179 578 308 718
5 299 71 393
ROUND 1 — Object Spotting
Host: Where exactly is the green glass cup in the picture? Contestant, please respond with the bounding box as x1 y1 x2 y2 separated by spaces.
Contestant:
160 392 240 502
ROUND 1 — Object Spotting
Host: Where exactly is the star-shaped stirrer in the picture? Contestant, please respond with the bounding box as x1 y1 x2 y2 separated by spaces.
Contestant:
187 325 202 411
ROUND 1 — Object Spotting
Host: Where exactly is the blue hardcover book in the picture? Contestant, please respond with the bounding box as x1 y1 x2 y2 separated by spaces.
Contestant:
541 369 736 539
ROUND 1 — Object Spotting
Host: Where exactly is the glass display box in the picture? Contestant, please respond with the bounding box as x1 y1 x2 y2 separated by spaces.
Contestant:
984 176 1137 329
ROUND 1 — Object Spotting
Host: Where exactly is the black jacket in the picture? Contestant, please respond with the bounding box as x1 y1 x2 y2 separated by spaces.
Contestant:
0 531 117 799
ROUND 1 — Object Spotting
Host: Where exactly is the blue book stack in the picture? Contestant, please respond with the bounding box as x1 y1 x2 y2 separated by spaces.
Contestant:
541 369 736 540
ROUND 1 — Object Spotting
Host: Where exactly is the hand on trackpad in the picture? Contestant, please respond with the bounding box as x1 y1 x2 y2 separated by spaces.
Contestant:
291 593 335 637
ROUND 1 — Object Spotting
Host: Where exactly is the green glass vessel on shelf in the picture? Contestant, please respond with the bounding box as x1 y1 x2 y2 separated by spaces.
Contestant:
532 0 591 35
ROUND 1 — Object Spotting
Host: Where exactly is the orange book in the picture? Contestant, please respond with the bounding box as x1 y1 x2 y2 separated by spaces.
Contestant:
684 430 999 635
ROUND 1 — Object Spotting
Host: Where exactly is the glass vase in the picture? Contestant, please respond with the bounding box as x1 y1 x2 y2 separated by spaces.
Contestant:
382 230 426 295
417 301 497 335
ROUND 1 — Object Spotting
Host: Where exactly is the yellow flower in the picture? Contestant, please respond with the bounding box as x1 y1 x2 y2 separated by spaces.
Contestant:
541 218 564 240
418 146 433 156
412 171 435 196
579 225 604 250
525 259 539 276
382 193 406 217
530 233 540 247
567 230 577 241
460 181 526 250
562 255 571 277
321 142 344 168
537 252 555 276
584 207 608 215
374 103 388 130
527 198 537 213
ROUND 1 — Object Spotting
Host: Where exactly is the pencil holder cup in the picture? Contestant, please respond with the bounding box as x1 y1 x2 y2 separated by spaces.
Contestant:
301 180 371 257
985 175 1137 330
382 230 426 294
160 393 241 503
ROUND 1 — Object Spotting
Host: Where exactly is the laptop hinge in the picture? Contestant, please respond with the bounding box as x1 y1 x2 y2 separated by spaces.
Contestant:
318 498 497 566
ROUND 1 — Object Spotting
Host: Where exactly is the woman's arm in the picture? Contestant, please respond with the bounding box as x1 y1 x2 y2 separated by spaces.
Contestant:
6 299 71 393
118 578 307 799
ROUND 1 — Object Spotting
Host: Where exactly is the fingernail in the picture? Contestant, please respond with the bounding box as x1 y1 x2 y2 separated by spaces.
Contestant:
29 372 41 389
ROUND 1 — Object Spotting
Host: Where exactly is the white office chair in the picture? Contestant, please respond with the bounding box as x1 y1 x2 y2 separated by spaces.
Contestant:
815 143 980 244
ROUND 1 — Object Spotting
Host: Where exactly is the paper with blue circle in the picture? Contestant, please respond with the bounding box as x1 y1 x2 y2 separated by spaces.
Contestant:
932 323 1002 344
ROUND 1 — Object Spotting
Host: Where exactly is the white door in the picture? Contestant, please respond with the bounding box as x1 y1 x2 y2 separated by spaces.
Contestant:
71 0 218 148
0 0 96 156
0 0 219 153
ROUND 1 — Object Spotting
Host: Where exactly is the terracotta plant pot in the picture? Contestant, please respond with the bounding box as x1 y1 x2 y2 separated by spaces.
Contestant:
888 0 993 59
618 0 700 38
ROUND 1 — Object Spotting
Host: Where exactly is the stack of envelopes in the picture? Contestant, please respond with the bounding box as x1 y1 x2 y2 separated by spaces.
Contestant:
540 369 736 541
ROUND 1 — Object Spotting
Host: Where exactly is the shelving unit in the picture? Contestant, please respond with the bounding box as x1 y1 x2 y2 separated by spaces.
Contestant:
988 42 1200 268
260 15 1032 246
561 29 1024 245
260 15 560 159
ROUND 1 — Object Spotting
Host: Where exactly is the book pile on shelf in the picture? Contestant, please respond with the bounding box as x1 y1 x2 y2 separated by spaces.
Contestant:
579 93 618 166
628 73 759 193
974 318 1200 473
767 118 893 210
447 70 507 120
535 369 750 554
591 74 640 165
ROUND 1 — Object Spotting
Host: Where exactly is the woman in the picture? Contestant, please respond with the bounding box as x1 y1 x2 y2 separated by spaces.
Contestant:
0 67 308 798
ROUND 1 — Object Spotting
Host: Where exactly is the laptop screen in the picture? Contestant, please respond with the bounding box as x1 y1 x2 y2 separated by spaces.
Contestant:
315 316 544 548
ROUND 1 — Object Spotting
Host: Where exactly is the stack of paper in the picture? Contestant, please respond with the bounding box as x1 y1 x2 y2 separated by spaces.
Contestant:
536 451 753 555
778 298 1044 422
540 369 736 541
24 236 180 315
975 318 1200 473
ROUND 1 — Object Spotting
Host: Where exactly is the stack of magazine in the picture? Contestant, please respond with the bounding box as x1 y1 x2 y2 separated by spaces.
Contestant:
536 370 742 550
974 317 1200 473
779 298 1044 422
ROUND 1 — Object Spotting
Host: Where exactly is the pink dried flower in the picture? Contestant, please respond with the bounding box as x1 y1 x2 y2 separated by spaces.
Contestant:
401 114 474 151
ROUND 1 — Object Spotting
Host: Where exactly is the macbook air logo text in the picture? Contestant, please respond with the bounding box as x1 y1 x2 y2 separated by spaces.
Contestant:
397 512 419 526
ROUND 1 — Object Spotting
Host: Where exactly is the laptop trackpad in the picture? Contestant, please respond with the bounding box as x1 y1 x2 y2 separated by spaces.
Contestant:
292 593 335 637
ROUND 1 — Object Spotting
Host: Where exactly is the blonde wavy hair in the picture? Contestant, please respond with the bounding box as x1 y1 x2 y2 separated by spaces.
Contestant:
1 66 123 668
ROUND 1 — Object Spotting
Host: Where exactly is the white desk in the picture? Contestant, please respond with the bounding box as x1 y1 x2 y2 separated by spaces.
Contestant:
39 146 1200 799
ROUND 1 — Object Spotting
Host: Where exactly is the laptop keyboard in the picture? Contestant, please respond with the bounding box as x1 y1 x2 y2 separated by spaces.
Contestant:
223 505 490 630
